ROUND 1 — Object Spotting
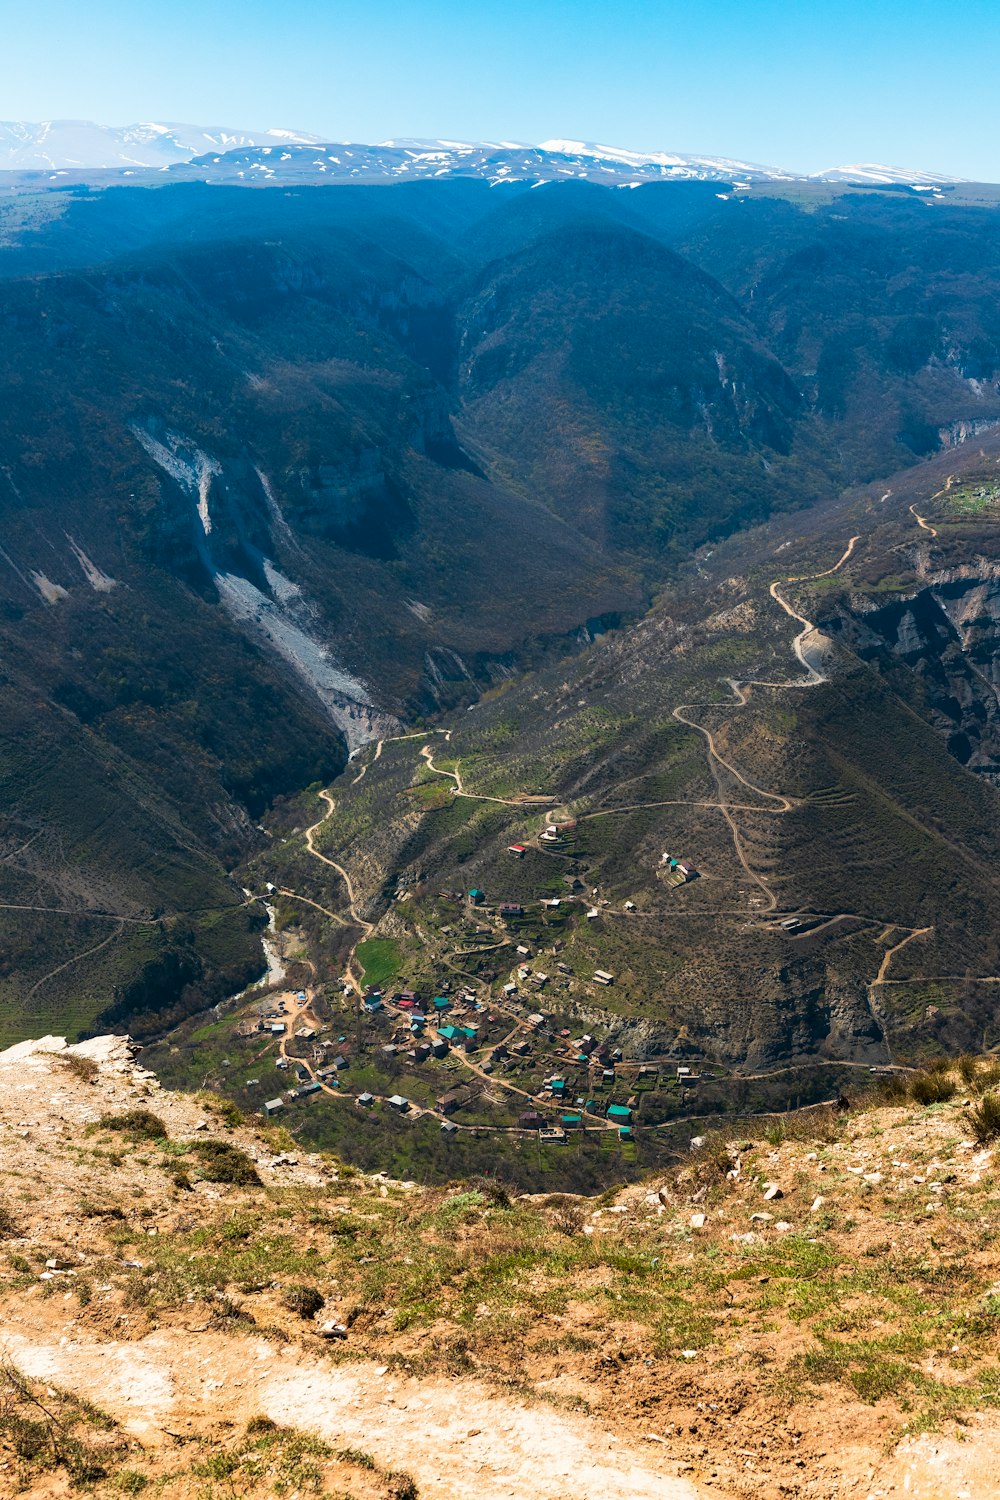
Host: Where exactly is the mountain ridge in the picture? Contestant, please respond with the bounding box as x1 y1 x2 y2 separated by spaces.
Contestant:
0 121 967 186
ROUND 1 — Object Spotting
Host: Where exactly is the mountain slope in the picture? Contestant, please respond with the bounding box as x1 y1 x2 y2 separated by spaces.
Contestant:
1 177 1000 1040
230 441 1000 1179
456 221 827 554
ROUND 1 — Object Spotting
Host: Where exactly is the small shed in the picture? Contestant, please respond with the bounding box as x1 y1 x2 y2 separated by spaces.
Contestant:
507 844 528 858
357 1092 375 1108
608 1104 632 1123
263 1097 284 1116
441 1120 458 1135
387 1094 410 1112
469 888 485 905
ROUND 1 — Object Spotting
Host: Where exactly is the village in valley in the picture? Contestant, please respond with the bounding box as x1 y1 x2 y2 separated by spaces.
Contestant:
156 505 937 1187
145 686 900 1191
168 790 737 1185
231 843 704 1154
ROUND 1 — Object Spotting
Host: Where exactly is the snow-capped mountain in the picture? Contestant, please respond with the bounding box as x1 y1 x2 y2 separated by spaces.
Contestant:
812 162 961 186
0 123 964 187
537 139 798 181
179 138 967 189
181 137 801 186
0 120 321 170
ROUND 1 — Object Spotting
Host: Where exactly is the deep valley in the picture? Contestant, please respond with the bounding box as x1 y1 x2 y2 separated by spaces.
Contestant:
1 166 1000 1193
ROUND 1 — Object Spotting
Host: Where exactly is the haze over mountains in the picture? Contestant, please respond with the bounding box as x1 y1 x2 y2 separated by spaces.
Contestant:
0 119 966 186
0 119 321 170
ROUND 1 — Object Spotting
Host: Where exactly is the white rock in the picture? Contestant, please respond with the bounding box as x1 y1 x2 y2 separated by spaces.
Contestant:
690 1213 706 1229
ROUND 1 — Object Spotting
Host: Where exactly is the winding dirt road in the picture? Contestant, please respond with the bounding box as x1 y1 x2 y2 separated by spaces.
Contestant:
909 504 939 538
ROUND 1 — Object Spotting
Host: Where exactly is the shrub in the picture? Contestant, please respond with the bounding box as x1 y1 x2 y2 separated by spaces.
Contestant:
463 1174 512 1208
385 1471 419 1500
876 1073 909 1102
98 1110 168 1141
908 1072 956 1106
211 1297 256 1328
974 1062 1000 1094
283 1285 325 1320
958 1054 980 1085
970 1091 1000 1145
0 1201 19 1238
245 1415 278 1436
338 1448 377 1469
550 1203 585 1235
55 1054 99 1084
193 1140 261 1186
116 1470 149 1493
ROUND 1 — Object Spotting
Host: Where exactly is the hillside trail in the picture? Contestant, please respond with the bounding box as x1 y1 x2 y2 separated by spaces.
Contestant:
3 1328 713 1500
663 536 861 913
420 738 556 808
350 729 429 785
910 503 939 538
22 918 125 1015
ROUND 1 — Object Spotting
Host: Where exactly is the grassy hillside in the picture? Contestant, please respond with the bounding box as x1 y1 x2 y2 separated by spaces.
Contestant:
7 1035 1000 1497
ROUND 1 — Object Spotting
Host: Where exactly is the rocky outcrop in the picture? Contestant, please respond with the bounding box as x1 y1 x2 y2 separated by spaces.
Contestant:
828 561 1000 779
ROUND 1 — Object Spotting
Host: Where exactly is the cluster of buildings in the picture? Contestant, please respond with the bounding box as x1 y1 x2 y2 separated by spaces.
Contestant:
660 853 698 884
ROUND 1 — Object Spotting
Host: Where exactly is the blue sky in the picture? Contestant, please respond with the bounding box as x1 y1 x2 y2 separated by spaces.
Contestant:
3 0 998 177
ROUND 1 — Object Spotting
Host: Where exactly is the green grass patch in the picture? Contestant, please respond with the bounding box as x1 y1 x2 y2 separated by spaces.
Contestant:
356 937 403 988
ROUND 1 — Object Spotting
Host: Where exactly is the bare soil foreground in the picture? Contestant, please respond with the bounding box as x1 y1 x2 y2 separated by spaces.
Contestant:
1 1036 1000 1497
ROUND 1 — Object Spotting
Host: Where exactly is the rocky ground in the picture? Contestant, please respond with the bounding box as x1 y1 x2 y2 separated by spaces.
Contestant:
1 1036 1000 1497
